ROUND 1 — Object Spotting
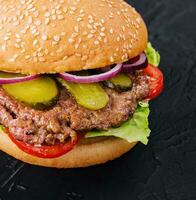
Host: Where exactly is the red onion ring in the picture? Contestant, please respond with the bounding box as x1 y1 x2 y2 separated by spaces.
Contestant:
0 74 40 84
123 53 148 72
58 63 122 83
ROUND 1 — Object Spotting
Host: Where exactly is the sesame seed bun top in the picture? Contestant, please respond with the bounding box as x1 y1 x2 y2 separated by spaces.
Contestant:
0 0 148 74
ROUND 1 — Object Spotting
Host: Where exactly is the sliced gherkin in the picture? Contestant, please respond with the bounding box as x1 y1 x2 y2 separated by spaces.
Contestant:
58 78 109 110
2 75 58 109
107 73 132 92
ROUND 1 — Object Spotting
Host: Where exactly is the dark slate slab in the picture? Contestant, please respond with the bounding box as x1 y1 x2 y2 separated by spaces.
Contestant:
0 0 196 199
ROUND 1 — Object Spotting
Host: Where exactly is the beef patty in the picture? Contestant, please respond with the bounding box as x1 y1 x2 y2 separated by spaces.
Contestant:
0 72 149 145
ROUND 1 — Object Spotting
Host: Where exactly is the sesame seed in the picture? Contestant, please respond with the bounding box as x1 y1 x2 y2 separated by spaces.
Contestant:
63 7 68 13
42 34 48 41
71 31 78 37
83 31 88 36
2 44 6 51
27 4 33 10
88 19 94 24
56 10 62 15
45 18 50 25
101 19 105 23
83 44 87 49
57 15 64 20
13 16 17 22
100 32 105 37
110 28 114 34
16 38 21 43
34 11 39 18
87 24 93 29
80 9 84 14
63 55 68 60
74 43 79 49
13 21 20 26
25 55 31 59
38 52 44 57
98 36 102 41
33 51 37 57
74 26 79 32
101 27 105 32
52 15 57 20
87 34 93 39
39 57 46 62
14 43 20 49
70 6 77 11
77 17 82 22
45 12 50 17
68 38 75 43
20 0 25 5
3 36 9 41
90 29 96 34
35 20 41 26
78 38 82 43
28 16 33 24
33 40 38 46
52 41 58 45
10 54 19 62
94 40 99 45
54 35 60 42
21 49 25 53
44 49 49 55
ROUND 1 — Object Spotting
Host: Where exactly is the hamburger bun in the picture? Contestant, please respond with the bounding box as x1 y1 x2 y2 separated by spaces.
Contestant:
0 0 147 74
0 129 137 168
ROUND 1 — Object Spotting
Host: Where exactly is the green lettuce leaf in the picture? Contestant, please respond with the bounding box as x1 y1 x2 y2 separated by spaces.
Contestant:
145 42 160 67
0 125 5 132
85 102 151 145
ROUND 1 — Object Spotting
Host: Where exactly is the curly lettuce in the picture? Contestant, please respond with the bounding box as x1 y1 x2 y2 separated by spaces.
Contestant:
145 42 160 67
86 102 150 145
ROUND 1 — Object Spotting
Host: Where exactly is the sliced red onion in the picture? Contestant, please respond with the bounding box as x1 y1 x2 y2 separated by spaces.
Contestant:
123 53 148 72
0 74 40 84
58 63 122 83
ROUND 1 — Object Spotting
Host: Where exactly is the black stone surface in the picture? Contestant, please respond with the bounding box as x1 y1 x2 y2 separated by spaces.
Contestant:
0 0 196 199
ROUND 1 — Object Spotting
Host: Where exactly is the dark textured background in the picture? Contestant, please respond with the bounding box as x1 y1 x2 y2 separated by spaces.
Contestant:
0 0 196 199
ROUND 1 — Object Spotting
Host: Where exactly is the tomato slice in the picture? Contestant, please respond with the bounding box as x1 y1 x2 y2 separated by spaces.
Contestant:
144 64 164 99
8 130 78 158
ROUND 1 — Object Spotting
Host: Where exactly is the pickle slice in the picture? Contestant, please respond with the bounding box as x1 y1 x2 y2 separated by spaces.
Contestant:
58 79 109 110
107 73 132 92
2 76 58 109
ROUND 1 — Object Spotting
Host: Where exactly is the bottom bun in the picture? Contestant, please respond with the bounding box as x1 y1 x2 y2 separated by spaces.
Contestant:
0 130 137 168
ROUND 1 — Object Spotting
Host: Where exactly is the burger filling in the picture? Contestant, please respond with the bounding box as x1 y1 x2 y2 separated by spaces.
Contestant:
0 71 148 146
0 43 163 157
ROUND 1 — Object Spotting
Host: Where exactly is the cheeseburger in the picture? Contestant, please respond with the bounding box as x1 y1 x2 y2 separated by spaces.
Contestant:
0 0 163 168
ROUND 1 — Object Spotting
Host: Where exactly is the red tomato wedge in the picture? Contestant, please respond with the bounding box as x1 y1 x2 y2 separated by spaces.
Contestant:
8 130 78 158
144 64 164 99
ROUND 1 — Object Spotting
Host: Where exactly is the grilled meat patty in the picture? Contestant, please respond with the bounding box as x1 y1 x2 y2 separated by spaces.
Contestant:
0 72 149 145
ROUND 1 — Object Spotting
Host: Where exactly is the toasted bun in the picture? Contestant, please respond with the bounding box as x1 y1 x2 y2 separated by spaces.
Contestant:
0 129 137 168
0 0 147 74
